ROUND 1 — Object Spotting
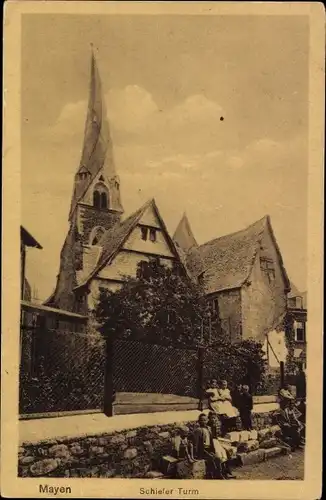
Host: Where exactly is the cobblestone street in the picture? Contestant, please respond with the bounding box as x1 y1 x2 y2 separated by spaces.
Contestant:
235 449 304 480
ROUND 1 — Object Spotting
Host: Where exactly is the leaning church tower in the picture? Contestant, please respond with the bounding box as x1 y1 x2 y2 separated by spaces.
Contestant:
46 50 123 312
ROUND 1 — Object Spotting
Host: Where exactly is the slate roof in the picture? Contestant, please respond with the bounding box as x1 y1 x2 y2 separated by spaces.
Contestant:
179 215 290 295
69 51 122 220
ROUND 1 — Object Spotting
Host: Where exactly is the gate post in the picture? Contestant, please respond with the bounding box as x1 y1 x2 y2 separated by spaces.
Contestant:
104 336 114 417
197 345 204 411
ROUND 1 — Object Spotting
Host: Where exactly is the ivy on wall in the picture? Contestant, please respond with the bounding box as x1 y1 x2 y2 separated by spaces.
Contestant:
284 312 297 375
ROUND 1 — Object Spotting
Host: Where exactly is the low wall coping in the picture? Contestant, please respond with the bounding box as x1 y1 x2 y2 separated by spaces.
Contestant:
19 402 279 446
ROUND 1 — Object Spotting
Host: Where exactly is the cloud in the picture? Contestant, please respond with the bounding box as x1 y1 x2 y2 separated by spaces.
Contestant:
48 86 225 153
23 85 307 302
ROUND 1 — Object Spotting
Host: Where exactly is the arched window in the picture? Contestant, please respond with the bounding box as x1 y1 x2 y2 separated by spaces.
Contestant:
93 183 109 209
100 192 108 209
90 227 105 246
93 190 100 208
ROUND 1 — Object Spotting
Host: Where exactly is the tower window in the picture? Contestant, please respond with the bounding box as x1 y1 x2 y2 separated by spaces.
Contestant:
93 183 109 210
77 167 90 181
93 191 100 208
141 227 148 241
100 192 107 209
149 228 157 242
90 227 105 246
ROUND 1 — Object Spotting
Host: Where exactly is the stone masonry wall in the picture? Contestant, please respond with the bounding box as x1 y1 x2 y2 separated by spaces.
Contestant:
18 411 277 479
78 205 121 245
216 289 242 342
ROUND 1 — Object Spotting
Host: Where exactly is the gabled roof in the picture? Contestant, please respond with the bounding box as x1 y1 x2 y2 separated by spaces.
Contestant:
75 198 184 289
182 215 290 295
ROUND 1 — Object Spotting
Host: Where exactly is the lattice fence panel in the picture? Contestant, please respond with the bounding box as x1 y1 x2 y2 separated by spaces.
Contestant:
112 339 199 398
19 328 106 414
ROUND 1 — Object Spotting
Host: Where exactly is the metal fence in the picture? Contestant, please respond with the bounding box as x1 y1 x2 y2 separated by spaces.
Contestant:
19 326 283 417
19 327 106 415
111 339 199 398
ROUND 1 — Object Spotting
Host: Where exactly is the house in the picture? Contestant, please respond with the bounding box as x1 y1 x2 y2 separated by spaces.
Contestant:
287 282 307 370
21 226 42 300
45 52 183 316
173 214 291 350
20 228 88 376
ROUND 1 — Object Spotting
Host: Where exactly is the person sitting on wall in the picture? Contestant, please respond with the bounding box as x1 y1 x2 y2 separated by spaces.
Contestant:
171 426 195 463
206 379 223 413
218 380 239 435
207 411 236 479
278 383 295 409
193 413 228 479
276 399 305 451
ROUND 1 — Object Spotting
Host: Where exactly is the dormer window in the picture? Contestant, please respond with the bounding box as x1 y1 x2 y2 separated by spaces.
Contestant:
77 167 90 181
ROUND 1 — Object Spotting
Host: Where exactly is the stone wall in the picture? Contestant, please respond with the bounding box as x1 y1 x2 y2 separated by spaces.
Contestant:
215 289 242 342
78 204 121 245
18 411 277 479
241 227 288 342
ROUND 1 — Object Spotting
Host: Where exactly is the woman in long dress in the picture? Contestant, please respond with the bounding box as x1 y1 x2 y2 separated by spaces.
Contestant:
218 380 239 435
205 379 223 413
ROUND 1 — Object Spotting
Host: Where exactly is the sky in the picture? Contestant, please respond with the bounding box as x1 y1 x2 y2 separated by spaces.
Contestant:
21 14 309 302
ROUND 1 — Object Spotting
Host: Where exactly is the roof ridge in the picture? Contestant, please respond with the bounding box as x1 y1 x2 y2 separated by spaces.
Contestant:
198 215 268 250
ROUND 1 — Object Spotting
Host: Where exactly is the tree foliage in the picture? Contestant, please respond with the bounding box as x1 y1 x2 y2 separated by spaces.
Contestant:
95 261 267 391
95 261 220 348
204 338 267 392
284 311 298 375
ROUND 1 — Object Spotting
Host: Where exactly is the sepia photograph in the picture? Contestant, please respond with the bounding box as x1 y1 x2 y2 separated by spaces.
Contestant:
2 2 324 499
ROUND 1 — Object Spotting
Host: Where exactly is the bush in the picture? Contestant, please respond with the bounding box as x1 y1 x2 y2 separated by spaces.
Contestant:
203 338 267 393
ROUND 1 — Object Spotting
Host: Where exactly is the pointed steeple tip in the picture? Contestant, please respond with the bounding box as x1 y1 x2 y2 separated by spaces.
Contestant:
173 212 198 251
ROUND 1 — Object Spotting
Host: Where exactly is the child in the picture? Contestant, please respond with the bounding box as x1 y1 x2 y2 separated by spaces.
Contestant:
239 385 253 431
231 383 243 413
218 380 239 435
171 426 195 463
193 413 225 479
207 412 236 479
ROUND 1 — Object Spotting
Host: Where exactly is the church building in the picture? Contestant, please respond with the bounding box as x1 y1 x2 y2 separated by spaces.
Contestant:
46 52 295 363
45 52 183 316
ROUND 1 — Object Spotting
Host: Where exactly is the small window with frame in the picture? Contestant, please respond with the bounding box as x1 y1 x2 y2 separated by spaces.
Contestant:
141 226 148 241
149 228 157 242
295 321 305 342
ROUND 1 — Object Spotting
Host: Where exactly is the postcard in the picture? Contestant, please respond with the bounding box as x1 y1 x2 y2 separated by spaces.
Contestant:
2 1 324 498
